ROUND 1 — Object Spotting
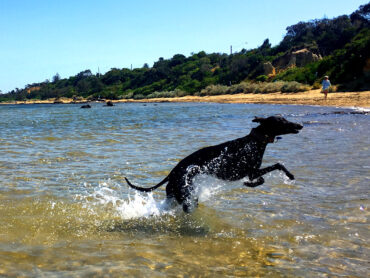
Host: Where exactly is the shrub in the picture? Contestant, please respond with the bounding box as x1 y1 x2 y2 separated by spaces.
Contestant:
281 81 310 93
173 89 189 97
133 94 145 100
260 81 285 93
198 84 229 96
121 91 134 99
256 75 268 82
239 82 258 93
228 83 245 94
146 91 175 98
312 82 321 89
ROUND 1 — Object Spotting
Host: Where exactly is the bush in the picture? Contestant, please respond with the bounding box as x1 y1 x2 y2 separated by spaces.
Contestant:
281 81 310 93
312 82 321 89
256 75 268 82
146 91 175 98
144 89 189 99
133 94 145 100
260 81 285 93
121 91 134 99
239 82 258 93
228 83 246 94
173 89 189 97
198 84 229 96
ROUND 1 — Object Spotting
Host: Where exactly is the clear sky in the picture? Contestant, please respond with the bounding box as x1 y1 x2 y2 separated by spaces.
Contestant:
0 0 367 93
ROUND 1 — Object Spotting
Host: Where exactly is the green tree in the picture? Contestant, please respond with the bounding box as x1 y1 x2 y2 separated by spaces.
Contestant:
52 73 61 83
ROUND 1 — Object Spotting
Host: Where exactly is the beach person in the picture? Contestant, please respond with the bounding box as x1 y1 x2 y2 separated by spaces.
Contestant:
321 76 331 100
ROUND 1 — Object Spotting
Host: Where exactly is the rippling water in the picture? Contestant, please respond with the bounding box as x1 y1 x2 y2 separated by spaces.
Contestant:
0 103 369 277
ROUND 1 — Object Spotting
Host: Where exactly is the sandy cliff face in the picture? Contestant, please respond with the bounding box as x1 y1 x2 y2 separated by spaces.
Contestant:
273 48 322 69
262 62 275 76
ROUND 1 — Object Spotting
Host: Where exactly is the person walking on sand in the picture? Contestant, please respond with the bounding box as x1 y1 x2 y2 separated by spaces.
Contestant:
321 76 331 100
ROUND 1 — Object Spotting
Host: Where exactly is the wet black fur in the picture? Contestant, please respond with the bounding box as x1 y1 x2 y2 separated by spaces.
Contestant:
125 116 303 213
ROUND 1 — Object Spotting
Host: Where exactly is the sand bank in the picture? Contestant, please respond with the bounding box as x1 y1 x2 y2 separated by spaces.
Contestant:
2 90 370 108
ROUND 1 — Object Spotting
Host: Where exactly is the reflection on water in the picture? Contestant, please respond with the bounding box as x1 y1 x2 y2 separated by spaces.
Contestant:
0 103 369 277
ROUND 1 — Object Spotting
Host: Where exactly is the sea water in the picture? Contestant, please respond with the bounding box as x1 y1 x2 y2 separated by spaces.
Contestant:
0 102 368 277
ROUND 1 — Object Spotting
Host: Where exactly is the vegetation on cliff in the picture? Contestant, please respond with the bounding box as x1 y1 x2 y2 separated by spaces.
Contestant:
1 3 369 102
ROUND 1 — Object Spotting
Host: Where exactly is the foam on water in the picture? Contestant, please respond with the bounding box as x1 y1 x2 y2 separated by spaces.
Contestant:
350 106 370 113
75 181 175 219
75 176 228 220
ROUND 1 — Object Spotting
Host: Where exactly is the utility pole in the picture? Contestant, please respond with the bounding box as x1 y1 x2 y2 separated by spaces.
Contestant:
230 45 232 55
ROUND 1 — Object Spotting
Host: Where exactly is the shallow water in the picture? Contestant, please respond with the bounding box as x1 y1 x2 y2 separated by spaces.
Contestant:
0 102 369 277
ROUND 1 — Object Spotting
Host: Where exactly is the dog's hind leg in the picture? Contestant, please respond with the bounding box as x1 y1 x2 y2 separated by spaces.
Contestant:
182 166 201 213
244 177 265 187
182 195 198 213
162 196 178 211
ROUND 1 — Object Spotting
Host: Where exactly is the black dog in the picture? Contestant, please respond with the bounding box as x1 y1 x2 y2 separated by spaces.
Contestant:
125 116 303 212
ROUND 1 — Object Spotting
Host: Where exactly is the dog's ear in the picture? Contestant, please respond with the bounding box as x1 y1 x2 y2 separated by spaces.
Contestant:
252 117 266 123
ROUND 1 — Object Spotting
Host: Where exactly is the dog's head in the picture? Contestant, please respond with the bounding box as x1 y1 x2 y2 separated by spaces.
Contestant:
253 116 303 141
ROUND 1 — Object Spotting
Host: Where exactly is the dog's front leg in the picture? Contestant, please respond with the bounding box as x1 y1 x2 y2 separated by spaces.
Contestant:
250 163 295 181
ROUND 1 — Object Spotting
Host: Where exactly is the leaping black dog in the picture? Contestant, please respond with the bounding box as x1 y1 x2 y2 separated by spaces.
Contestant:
125 116 303 212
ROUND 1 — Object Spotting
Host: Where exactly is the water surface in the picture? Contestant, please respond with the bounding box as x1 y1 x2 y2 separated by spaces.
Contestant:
0 103 369 277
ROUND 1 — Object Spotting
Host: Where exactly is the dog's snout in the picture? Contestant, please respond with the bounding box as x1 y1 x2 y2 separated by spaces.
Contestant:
291 123 303 134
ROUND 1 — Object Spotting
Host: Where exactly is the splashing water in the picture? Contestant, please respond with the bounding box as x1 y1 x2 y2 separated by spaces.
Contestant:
75 181 173 219
75 175 229 220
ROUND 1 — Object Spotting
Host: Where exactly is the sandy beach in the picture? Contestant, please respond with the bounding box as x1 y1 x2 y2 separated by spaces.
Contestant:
120 90 370 108
2 90 370 108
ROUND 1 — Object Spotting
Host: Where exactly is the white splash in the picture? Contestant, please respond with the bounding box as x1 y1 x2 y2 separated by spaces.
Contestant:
349 106 370 113
77 181 179 220
75 176 226 220
193 174 226 202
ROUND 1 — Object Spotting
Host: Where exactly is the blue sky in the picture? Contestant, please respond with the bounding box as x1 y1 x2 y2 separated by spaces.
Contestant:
0 0 367 93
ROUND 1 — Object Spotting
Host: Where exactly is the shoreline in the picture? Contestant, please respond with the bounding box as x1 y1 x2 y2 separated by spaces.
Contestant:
1 90 370 108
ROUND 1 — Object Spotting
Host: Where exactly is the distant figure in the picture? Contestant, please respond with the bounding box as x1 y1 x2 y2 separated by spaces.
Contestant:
105 101 114 107
321 76 331 100
80 104 91 109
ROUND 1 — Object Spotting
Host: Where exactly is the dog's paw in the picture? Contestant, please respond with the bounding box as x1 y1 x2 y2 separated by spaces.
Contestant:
243 181 260 188
243 182 254 187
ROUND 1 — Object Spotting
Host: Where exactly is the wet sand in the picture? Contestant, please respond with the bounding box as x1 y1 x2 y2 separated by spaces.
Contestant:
2 90 370 108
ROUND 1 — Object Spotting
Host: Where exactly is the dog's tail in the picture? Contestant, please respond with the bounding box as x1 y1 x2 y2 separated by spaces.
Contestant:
125 176 169 192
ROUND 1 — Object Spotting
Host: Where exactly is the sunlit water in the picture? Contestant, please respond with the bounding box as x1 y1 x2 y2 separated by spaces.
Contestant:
0 102 368 277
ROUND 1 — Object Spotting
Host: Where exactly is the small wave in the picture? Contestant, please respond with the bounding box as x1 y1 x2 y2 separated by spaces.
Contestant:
289 108 369 118
348 106 370 113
